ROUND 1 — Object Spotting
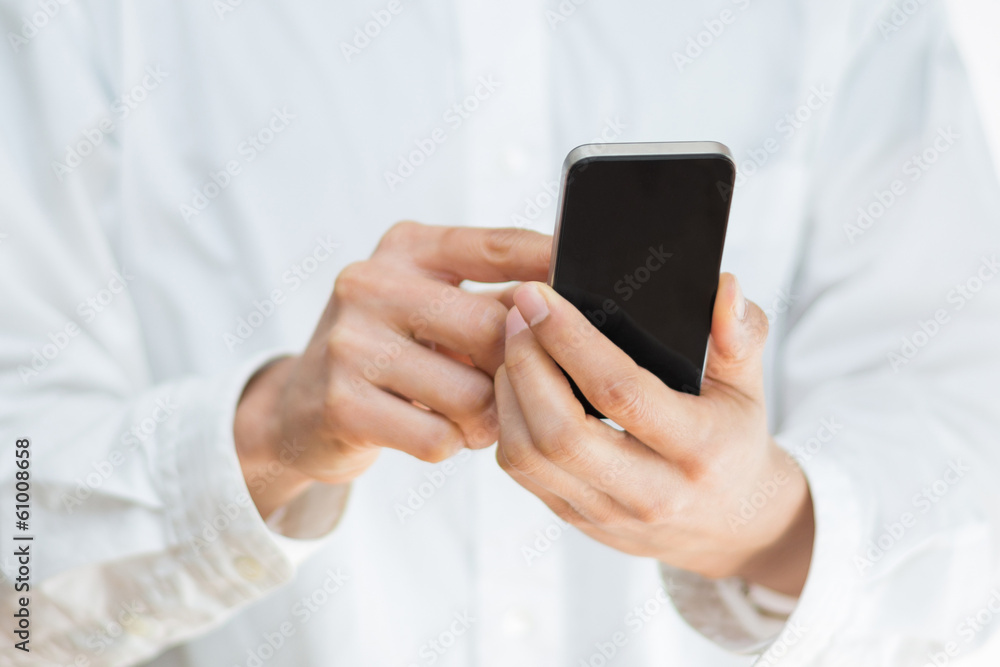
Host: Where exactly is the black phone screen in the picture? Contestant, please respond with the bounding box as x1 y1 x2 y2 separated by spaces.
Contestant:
550 152 735 417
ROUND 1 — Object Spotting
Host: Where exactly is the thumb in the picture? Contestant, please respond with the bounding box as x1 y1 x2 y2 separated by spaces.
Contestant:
703 273 769 400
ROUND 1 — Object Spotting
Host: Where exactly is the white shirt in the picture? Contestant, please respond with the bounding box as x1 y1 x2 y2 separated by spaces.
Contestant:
2 1 1000 665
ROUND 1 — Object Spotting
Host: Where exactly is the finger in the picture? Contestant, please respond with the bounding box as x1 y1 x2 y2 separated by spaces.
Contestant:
510 282 698 450
503 308 679 517
497 447 587 525
503 306 588 425
703 273 769 402
493 457 645 558
478 284 519 310
401 280 507 375
338 267 507 374
431 345 475 367
377 222 552 284
337 383 468 464
495 365 627 525
364 335 499 448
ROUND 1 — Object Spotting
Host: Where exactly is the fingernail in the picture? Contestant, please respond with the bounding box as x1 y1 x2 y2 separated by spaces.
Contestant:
514 283 550 326
506 307 528 338
733 277 748 321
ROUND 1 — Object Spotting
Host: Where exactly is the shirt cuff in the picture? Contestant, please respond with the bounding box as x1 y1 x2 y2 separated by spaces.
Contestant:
158 349 344 579
14 350 350 667
662 427 866 663
659 566 787 654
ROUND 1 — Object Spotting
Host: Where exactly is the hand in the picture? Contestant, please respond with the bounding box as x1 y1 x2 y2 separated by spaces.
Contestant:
235 222 551 519
495 274 814 595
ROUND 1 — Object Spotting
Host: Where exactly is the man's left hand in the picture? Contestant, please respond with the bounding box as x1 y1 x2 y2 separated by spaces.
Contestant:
495 274 814 595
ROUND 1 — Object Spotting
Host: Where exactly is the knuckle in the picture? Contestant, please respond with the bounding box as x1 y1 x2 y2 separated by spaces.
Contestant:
502 337 535 378
478 228 550 270
679 445 715 482
418 447 451 464
551 503 583 526
480 228 522 263
495 443 513 471
324 325 361 365
323 380 359 432
580 495 620 526
748 306 770 348
465 298 506 348
632 496 671 525
458 375 496 417
465 407 500 449
598 375 648 423
673 420 717 480
676 455 709 483
537 426 588 467
741 302 771 356
415 448 444 464
378 220 422 252
332 261 372 303
498 440 542 476
416 431 463 464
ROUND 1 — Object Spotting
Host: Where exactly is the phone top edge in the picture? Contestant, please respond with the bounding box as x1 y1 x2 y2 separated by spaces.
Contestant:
549 141 735 287
562 141 734 172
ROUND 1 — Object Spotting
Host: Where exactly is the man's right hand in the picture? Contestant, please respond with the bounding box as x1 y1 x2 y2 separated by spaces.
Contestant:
234 222 552 519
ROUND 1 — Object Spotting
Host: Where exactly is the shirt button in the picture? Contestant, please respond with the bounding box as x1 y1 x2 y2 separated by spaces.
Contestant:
234 556 264 582
501 607 533 638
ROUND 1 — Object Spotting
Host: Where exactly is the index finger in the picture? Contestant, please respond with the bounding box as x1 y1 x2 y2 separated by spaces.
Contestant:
510 282 700 450
377 222 552 284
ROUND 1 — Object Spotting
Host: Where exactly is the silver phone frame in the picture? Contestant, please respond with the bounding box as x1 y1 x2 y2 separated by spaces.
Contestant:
546 141 736 394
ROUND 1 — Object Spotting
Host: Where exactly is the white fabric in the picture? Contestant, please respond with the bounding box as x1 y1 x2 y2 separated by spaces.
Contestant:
1 1 999 666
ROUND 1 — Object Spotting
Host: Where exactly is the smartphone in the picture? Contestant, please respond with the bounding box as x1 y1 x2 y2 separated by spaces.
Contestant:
547 141 736 418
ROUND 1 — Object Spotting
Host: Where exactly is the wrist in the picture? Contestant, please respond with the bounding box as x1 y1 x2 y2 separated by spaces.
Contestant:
234 356 314 519
735 444 816 596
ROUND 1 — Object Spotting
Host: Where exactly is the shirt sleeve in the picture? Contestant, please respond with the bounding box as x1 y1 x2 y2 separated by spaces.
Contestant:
664 2 1000 663
0 3 344 665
